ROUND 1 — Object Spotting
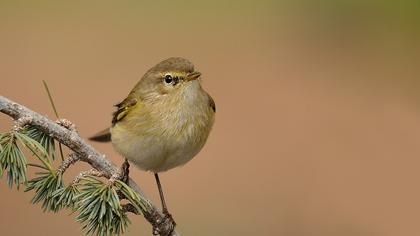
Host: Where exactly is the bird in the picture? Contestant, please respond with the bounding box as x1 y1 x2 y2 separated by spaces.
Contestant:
89 57 215 221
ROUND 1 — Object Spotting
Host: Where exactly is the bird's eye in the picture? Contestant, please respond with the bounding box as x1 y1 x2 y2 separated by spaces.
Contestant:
164 74 173 84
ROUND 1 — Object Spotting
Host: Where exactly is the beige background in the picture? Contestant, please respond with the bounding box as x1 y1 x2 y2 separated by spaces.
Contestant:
1 1 420 235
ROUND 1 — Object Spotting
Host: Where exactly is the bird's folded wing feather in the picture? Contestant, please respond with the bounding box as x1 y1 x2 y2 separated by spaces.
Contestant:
112 97 138 125
89 96 138 142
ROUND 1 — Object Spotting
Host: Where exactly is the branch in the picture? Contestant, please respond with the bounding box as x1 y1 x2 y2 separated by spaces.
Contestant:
0 95 179 236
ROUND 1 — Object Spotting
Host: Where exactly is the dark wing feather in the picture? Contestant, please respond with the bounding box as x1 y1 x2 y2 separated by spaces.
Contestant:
90 96 138 143
89 128 111 142
112 97 138 125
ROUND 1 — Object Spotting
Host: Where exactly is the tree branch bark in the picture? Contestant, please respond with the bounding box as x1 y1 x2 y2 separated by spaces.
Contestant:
0 95 179 236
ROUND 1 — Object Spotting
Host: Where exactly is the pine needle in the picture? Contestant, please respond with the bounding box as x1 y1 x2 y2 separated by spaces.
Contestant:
25 171 64 212
52 184 80 209
23 126 57 160
0 133 27 189
75 176 131 236
43 80 60 118
42 80 65 161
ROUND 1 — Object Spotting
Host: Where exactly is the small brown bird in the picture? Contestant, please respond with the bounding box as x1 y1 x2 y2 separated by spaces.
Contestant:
90 57 215 218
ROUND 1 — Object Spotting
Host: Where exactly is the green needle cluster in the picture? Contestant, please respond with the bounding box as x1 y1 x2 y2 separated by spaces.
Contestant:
0 125 147 236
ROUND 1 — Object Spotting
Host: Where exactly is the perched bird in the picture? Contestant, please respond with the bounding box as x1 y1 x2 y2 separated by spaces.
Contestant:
90 57 215 218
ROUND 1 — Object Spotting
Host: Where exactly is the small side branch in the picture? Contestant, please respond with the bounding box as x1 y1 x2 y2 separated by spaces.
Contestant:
12 116 33 132
72 169 105 185
122 203 140 214
57 153 80 174
0 95 179 236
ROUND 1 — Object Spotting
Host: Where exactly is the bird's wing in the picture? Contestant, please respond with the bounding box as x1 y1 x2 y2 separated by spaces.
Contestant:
112 96 138 125
89 95 139 142
89 128 111 142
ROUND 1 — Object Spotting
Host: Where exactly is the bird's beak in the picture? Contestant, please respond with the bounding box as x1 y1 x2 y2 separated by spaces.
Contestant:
186 71 201 81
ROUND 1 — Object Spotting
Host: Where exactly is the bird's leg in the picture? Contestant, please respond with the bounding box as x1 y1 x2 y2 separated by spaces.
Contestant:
120 158 130 184
153 173 176 234
154 173 168 212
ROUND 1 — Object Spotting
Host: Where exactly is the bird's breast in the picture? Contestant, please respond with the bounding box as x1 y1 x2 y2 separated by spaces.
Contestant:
111 83 214 172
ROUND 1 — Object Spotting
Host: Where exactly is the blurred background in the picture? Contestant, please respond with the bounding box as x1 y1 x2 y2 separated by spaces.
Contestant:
1 1 420 235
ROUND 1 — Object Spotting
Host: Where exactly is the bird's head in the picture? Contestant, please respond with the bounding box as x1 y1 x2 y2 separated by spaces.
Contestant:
136 57 202 100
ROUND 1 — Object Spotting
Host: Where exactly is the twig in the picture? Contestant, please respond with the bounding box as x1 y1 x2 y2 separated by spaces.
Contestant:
72 169 105 185
122 203 140 214
57 153 79 174
12 116 33 132
0 95 179 236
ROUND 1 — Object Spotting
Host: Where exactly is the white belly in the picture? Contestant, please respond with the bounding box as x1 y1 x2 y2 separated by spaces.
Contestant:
111 129 206 172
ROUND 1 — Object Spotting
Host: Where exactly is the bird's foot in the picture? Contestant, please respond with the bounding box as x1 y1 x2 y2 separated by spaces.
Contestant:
113 159 130 199
120 159 130 184
109 159 130 185
152 209 176 236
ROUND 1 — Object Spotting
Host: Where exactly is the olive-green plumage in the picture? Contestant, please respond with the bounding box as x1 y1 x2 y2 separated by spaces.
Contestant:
90 57 215 173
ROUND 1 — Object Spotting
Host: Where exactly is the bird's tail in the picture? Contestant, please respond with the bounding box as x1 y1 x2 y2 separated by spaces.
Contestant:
89 128 111 142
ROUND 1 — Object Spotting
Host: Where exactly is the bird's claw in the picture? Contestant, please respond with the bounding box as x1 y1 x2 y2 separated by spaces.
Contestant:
120 159 130 184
